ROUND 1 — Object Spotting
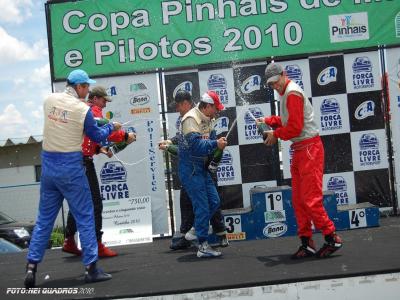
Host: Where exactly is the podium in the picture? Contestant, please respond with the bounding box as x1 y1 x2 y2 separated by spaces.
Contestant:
209 185 380 243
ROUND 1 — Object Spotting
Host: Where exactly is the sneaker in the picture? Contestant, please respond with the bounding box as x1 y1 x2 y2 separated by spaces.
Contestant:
98 242 118 258
291 237 316 259
84 263 112 283
170 236 192 250
197 241 222 258
218 234 229 247
316 233 342 258
24 263 37 289
185 227 197 241
62 237 82 256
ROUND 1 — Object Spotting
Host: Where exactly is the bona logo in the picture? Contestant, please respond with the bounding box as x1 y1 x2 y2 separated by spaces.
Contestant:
240 75 261 94
130 94 150 106
263 222 287 238
355 100 375 120
317 67 337 86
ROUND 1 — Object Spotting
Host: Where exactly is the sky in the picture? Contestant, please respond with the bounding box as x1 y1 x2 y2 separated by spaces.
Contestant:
0 0 50 141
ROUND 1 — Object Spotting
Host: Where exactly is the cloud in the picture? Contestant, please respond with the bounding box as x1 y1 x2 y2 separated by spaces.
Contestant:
0 0 33 24
0 27 47 64
0 104 31 139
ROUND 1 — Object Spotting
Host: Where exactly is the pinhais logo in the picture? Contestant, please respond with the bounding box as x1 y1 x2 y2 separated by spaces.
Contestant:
352 57 374 89
100 161 129 201
217 150 235 182
173 81 193 99
359 133 380 167
208 74 228 104
244 107 264 141
329 12 369 43
213 116 229 136
285 64 304 90
317 67 337 86
355 100 375 120
240 75 261 94
327 176 349 205
320 98 342 131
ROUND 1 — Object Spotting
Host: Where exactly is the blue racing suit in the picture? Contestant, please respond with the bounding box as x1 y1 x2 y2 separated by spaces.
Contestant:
178 106 221 244
27 88 114 266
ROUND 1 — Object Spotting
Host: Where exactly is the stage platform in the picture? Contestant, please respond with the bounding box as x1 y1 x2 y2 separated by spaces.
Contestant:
1 216 400 300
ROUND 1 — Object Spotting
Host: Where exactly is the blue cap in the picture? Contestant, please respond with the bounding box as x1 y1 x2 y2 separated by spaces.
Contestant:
67 69 96 85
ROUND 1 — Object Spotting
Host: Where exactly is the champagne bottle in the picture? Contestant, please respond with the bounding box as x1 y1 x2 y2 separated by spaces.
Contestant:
256 122 269 141
109 141 128 154
94 117 109 126
208 148 223 173
166 144 178 156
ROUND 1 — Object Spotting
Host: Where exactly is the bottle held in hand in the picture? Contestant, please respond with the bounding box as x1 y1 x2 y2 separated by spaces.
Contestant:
257 122 270 141
208 148 223 173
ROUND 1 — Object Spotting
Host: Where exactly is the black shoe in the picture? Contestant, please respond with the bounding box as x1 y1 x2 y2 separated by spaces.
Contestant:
84 263 112 283
24 263 37 289
170 236 191 250
316 233 342 258
291 237 316 259
218 235 229 247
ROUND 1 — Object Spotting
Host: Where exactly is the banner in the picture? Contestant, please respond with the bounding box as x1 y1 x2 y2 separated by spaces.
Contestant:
47 0 400 79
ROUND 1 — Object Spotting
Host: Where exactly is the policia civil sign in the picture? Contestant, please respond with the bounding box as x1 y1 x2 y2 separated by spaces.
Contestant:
46 0 400 79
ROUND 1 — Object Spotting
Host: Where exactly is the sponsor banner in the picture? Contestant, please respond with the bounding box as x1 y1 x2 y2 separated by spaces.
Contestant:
199 68 236 108
323 172 356 206
279 59 312 99
102 196 152 246
312 93 350 136
344 51 381 93
350 129 389 172
237 103 271 145
48 1 400 79
217 146 242 186
386 48 400 204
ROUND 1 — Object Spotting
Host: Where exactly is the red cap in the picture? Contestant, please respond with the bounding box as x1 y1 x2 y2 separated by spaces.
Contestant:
201 90 225 111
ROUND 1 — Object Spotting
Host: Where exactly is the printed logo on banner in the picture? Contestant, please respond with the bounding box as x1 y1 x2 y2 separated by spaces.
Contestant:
355 100 375 120
130 83 147 92
264 210 286 223
213 116 229 135
217 150 235 182
285 64 304 90
100 161 130 201
352 57 374 89
240 75 261 94
207 74 229 104
244 107 263 141
329 12 369 43
129 94 150 106
173 81 193 98
359 133 381 167
327 176 349 205
107 86 117 96
105 111 122 120
320 98 342 131
317 67 337 86
263 222 287 238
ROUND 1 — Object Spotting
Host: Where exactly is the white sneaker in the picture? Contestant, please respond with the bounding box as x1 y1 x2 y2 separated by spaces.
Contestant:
185 227 197 241
197 241 222 258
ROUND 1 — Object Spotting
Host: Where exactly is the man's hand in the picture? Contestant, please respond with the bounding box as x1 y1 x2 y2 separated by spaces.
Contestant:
112 122 122 131
217 137 227 150
99 147 113 158
158 140 172 151
264 130 277 146
126 132 136 144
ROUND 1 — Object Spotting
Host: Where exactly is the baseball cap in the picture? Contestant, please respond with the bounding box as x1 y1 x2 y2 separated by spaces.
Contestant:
265 63 283 84
67 69 96 85
174 90 192 103
89 86 111 102
200 90 224 111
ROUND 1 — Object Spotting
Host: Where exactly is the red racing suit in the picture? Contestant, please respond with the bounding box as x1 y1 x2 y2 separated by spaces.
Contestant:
82 104 127 157
263 79 336 238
